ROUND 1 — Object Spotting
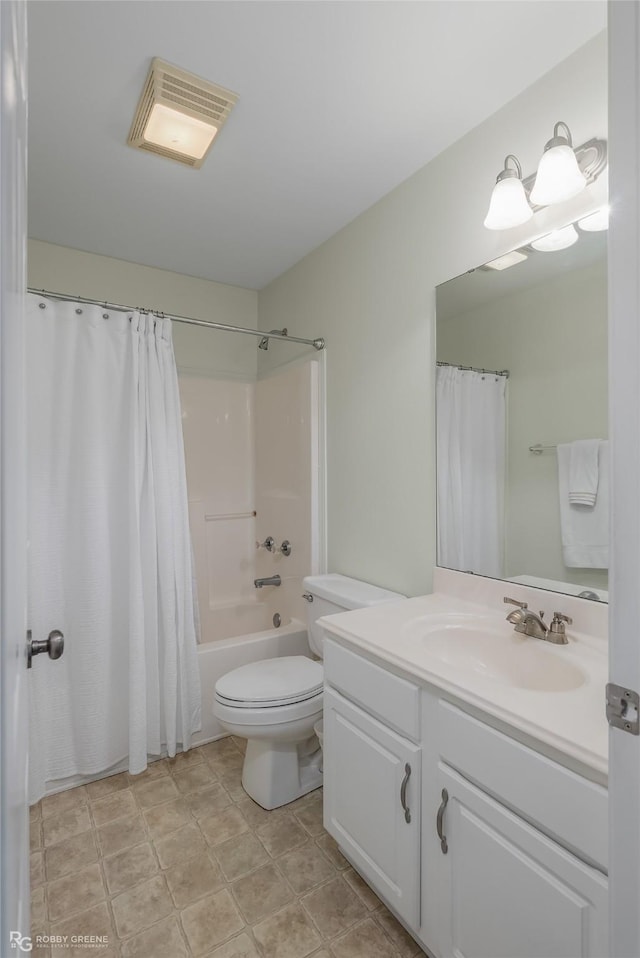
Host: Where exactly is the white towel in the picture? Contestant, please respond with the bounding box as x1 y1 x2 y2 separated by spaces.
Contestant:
569 439 602 506
557 441 609 568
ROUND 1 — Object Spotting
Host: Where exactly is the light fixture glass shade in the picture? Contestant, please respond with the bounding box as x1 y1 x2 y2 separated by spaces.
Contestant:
577 207 609 232
530 143 586 206
531 224 579 252
143 103 217 160
484 176 533 230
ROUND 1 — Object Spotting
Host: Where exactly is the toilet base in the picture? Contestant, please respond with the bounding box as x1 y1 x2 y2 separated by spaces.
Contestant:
242 734 323 809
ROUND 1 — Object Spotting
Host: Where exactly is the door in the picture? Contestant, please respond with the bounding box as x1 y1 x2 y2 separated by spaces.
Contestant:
323 687 421 927
437 765 608 958
0 0 29 953
608 3 640 956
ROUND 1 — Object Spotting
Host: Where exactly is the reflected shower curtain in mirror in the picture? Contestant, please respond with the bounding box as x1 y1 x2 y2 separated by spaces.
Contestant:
27 295 201 803
436 365 506 578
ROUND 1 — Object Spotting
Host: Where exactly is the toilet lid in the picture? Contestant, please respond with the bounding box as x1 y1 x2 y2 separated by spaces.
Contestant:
215 656 324 708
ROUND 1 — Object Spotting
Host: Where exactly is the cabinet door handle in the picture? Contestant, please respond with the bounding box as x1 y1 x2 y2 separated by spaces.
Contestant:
437 788 449 853
400 763 411 823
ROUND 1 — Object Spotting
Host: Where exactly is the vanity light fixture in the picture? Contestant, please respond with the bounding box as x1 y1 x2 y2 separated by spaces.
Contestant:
577 206 609 232
483 155 533 230
529 122 586 206
531 223 579 252
484 124 607 232
128 58 238 168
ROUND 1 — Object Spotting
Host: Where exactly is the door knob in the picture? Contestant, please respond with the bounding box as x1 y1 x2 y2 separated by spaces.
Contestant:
27 629 64 668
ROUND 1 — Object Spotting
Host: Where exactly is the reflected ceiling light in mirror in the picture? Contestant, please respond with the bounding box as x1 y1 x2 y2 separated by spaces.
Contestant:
531 224 579 252
485 250 528 271
577 207 609 232
530 122 586 206
483 155 533 230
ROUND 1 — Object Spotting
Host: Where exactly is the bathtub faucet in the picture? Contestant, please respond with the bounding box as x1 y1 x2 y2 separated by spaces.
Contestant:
254 574 281 589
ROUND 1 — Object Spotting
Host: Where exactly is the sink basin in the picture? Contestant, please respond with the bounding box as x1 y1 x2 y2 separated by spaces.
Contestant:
399 613 587 692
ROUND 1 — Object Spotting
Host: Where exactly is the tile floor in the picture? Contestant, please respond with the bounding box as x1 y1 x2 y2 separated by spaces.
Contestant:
30 737 423 958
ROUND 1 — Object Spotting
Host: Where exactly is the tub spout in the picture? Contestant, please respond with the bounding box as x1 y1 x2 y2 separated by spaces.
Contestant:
254 575 281 588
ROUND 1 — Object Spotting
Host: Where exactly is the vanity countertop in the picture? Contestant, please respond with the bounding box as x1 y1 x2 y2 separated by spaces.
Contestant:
318 590 608 781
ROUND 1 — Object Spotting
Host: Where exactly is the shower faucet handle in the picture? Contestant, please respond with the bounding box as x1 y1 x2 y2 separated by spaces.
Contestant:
259 536 276 553
279 540 292 557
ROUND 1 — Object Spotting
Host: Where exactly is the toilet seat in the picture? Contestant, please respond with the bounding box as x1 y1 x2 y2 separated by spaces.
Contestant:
214 689 323 727
214 655 323 709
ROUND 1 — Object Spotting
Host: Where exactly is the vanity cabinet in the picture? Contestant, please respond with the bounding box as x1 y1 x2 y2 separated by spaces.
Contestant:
323 686 421 927
434 764 608 958
322 636 609 958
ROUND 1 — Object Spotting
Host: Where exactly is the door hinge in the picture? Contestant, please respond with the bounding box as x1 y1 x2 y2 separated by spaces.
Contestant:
606 683 640 735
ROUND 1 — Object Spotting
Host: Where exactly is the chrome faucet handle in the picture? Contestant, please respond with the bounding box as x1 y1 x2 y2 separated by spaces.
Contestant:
552 611 572 623
548 611 572 644
259 536 276 553
503 596 528 610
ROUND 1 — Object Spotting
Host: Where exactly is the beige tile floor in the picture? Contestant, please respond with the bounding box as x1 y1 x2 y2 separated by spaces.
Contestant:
30 737 423 958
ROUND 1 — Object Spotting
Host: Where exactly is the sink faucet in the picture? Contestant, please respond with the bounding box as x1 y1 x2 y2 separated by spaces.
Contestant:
503 598 571 644
254 574 281 589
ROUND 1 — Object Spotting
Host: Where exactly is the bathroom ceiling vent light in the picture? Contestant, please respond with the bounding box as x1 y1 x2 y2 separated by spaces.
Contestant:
484 250 528 271
128 58 238 168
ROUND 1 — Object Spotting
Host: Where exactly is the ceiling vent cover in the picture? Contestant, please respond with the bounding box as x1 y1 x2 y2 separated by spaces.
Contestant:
127 58 238 168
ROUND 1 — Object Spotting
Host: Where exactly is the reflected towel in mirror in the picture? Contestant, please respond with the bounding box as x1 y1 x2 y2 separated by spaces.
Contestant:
569 439 602 507
558 441 608 568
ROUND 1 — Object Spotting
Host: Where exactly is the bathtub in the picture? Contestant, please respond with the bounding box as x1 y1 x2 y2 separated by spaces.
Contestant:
192 610 311 745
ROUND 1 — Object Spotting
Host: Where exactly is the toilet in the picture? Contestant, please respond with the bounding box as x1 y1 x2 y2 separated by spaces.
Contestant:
213 573 404 809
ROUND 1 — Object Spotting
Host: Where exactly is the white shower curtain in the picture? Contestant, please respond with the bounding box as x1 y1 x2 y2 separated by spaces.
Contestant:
436 365 506 578
27 295 201 803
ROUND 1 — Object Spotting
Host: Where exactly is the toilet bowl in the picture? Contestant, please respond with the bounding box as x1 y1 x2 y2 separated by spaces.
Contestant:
213 574 404 809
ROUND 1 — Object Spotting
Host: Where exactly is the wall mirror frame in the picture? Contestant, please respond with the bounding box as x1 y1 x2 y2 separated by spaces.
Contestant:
435 214 608 603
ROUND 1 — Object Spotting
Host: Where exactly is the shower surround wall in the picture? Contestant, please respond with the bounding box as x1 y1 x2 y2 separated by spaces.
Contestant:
254 361 320 626
180 361 320 645
180 376 258 642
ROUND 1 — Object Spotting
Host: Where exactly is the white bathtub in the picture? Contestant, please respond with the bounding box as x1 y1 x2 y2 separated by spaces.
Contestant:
192 613 311 745
202 600 290 643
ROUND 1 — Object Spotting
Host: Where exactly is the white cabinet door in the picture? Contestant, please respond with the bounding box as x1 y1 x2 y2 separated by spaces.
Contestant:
436 765 608 958
324 687 421 927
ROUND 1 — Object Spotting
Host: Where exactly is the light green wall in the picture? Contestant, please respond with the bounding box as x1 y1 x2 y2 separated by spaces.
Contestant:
258 34 607 596
27 240 259 381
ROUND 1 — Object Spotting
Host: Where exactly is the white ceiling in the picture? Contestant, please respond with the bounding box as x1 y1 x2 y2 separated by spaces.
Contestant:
27 1 606 290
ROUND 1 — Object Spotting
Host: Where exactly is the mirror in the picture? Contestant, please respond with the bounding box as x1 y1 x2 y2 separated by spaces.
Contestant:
435 223 608 601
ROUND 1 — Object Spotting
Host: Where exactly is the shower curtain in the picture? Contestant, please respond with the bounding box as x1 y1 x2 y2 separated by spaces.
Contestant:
27 295 201 803
436 365 506 578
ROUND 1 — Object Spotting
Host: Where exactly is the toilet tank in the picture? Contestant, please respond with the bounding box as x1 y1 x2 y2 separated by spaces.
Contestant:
302 573 405 657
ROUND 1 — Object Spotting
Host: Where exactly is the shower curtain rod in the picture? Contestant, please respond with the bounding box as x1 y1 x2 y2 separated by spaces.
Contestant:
27 288 326 351
437 361 510 379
